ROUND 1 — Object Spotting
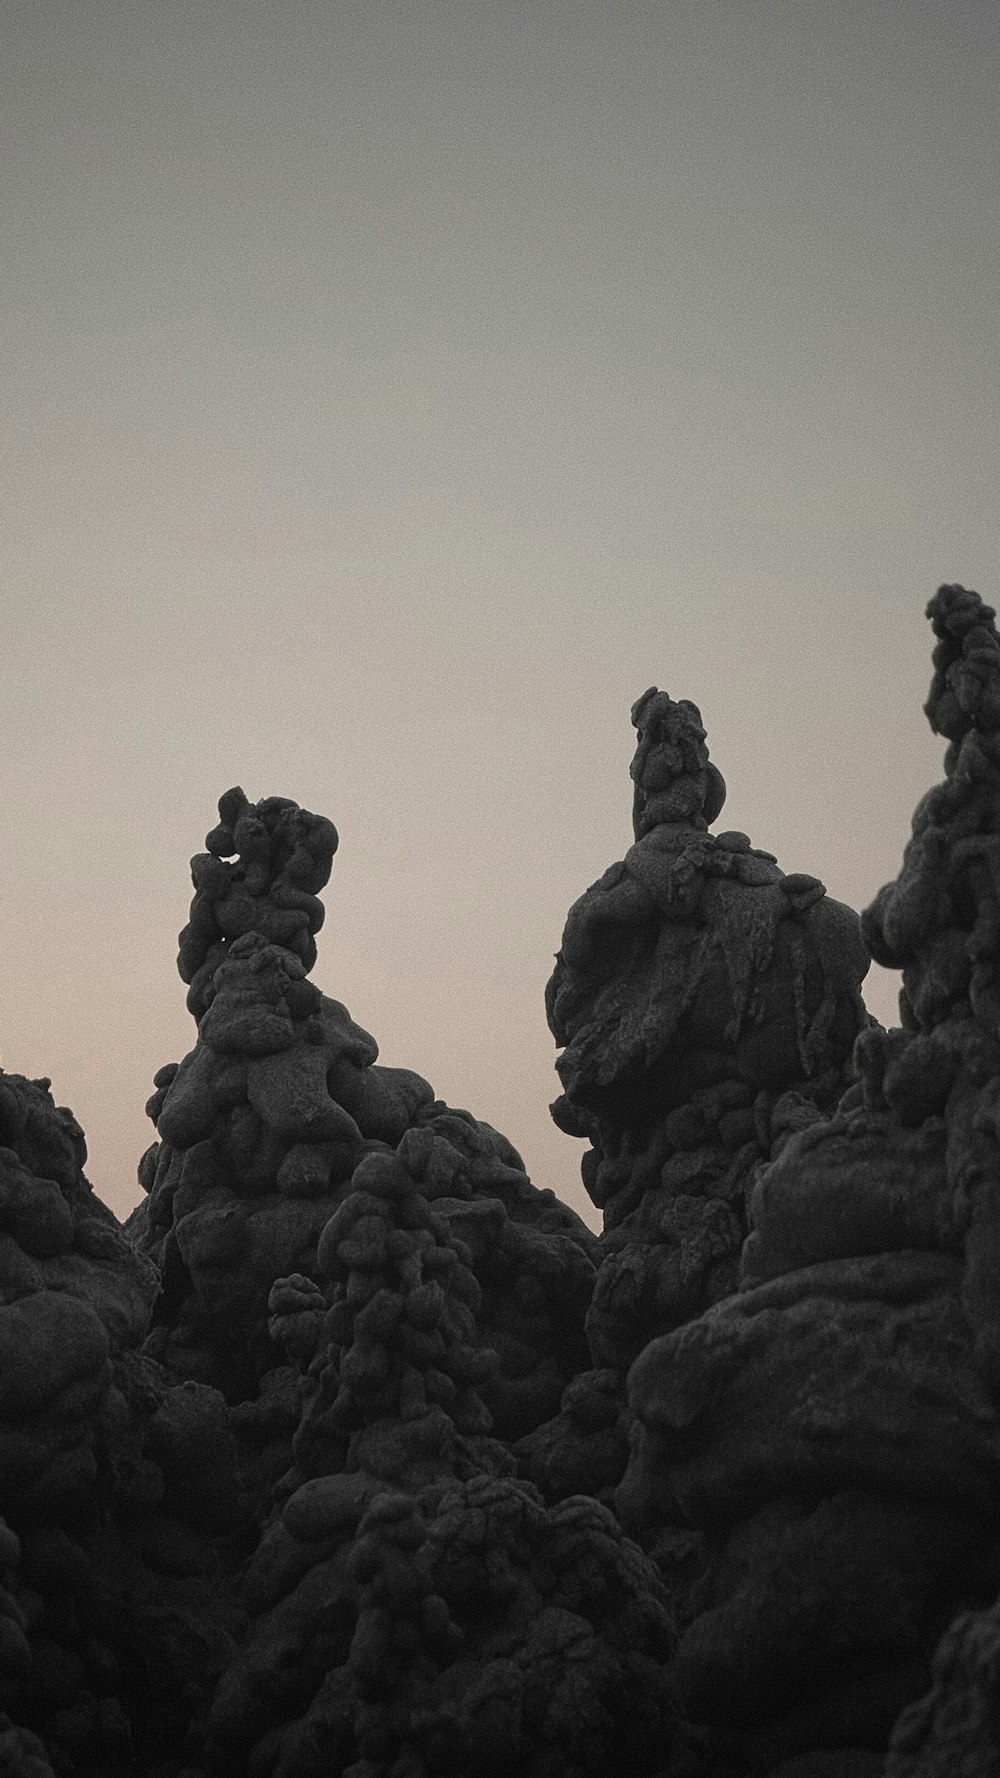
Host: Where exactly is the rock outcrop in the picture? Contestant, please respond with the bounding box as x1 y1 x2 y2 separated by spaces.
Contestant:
524 690 870 1510
0 790 601 1773
0 1070 246 1775
8 585 1000 1773
133 788 598 1471
884 1596 1000 1776
621 587 1000 1772
0 1070 157 1774
544 686 864 1365
204 1130 678 1777
546 688 869 1254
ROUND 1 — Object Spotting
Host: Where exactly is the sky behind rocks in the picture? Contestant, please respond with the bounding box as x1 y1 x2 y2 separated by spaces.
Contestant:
2 0 997 1228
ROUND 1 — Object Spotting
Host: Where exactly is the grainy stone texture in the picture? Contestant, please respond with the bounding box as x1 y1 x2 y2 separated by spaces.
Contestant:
0 1068 247 1776
132 789 597 1468
0 789 604 1775
622 587 1000 1773
204 1132 678 1777
883 1599 1000 1775
524 689 870 1514
7 589 1000 1773
546 689 869 1250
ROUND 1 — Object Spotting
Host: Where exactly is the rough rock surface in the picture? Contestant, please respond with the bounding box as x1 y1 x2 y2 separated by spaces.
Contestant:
132 788 598 1468
204 1131 678 1777
0 790 604 1773
622 587 1000 1771
883 1598 1000 1775
523 690 870 1509
7 586 1000 1772
546 688 869 1251
0 1068 248 1776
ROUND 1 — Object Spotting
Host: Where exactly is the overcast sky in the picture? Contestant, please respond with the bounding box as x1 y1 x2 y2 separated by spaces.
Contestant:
2 1 997 1230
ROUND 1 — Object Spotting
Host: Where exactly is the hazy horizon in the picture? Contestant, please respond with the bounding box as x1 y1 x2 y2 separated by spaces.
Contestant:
2 1 997 1230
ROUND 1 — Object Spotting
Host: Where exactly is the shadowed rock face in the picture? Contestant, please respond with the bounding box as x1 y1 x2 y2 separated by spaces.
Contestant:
884 1598 1000 1776
177 786 339 1022
0 1069 249 1777
204 1131 678 1778
0 795 606 1775
9 587 1000 1774
133 790 597 1436
0 1069 157 1530
546 692 869 1354
547 689 869 1216
523 689 870 1518
621 588 1000 1771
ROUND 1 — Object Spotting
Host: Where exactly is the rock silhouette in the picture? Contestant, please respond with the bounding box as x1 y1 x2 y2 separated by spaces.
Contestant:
1 586 999 1772
526 687 871 1518
205 1130 676 1776
132 788 597 1453
622 586 1000 1771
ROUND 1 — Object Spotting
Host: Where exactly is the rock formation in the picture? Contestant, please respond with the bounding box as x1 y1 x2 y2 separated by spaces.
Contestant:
204 1129 677 1776
0 1070 155 1774
523 689 871 1510
6 584 1000 1773
0 787 603 1774
132 787 597 1470
0 1068 251 1775
883 1597 1000 1776
546 688 870 1365
621 586 1000 1772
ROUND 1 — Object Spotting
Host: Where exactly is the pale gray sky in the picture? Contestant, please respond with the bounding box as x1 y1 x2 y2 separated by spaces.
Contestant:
1 1 997 1229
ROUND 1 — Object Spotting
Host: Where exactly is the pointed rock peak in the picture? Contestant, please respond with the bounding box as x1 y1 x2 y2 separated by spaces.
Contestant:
629 687 727 837
862 586 1000 1017
925 584 1000 742
177 787 339 1020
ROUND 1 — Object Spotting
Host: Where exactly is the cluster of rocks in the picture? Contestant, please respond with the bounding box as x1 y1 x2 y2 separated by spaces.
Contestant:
619 587 1000 1773
525 685 871 1514
131 787 597 1525
206 1130 676 1776
0 1065 247 1776
0 769 602 1777
1 585 999 1773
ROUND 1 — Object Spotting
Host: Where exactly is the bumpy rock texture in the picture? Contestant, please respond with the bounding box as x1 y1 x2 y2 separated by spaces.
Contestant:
0 1066 250 1776
547 688 869 1375
133 788 597 1460
0 1070 151 1776
5 586 1000 1774
525 688 871 1513
622 587 1000 1772
206 1131 677 1776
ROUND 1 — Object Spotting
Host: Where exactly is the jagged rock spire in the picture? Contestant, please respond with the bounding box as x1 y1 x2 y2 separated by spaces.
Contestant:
925 583 1000 741
863 586 1000 1043
177 787 339 1020
629 688 727 838
205 1129 676 1776
620 585 1000 1768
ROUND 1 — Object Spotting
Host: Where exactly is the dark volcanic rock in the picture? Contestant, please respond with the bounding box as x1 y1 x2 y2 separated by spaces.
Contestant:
10 586 1000 1773
884 1598 1000 1775
546 688 869 1247
204 1130 677 1777
177 785 339 1023
133 789 598 1493
0 1070 161 1774
527 689 870 1511
622 587 1000 1772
